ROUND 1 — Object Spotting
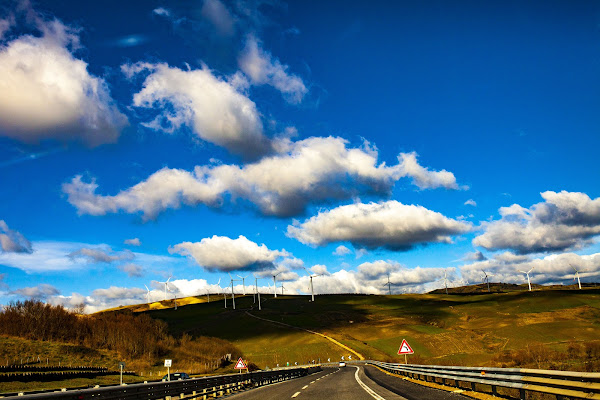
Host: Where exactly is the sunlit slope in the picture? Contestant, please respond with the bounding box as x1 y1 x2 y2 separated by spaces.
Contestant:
128 289 600 368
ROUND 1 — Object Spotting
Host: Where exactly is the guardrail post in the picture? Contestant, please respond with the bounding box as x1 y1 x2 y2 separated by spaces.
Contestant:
191 390 196 400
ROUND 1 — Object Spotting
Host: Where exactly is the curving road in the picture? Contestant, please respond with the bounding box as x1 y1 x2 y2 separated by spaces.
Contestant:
228 366 468 400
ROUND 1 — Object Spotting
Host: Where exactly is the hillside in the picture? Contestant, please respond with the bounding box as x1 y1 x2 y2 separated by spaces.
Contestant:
120 287 600 371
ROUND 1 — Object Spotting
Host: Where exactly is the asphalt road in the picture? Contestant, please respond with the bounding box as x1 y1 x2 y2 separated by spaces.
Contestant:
228 366 469 400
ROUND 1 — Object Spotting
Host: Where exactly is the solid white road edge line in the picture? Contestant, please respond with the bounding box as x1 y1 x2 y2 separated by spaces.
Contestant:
353 366 386 400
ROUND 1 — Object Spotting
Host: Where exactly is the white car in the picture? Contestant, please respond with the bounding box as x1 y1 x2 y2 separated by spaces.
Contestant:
339 361 346 367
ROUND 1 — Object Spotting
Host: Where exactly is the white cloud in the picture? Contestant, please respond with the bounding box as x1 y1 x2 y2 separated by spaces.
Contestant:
310 264 329 275
464 199 477 207
201 0 235 36
152 7 171 17
122 62 271 159
0 18 127 146
398 152 462 190
239 35 307 104
92 286 145 300
460 252 600 286
462 250 486 261
169 235 289 272
118 263 144 277
0 240 180 273
13 284 59 299
69 246 134 263
333 245 351 256
287 200 471 250
124 238 141 246
64 137 462 219
473 191 600 254
0 220 32 253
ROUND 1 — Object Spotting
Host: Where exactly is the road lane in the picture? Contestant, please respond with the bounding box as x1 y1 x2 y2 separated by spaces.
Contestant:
229 367 406 400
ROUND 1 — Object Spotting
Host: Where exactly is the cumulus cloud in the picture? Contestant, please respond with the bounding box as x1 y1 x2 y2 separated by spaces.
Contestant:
92 286 145 300
0 18 127 146
13 284 59 299
118 263 144 277
201 0 235 36
0 220 32 253
169 235 289 272
121 61 271 159
473 191 600 254
239 35 307 103
462 251 487 262
398 152 462 190
287 200 471 250
464 199 477 207
333 245 351 256
460 251 600 286
124 238 141 246
69 246 134 263
152 7 171 17
63 137 462 219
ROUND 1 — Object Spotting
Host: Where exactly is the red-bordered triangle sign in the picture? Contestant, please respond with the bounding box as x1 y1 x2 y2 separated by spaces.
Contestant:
234 357 247 369
398 339 414 355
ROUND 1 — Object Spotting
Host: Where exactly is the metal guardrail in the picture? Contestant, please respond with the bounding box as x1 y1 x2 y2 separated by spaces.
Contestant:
0 366 322 400
368 361 600 400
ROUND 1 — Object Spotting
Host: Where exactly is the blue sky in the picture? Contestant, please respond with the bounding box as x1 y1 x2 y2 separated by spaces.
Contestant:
1 0 599 311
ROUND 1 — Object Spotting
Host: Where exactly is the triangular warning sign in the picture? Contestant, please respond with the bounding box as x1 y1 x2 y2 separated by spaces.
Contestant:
234 357 247 369
398 339 414 355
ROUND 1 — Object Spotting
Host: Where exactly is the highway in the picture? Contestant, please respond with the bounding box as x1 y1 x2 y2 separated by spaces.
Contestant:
228 366 469 400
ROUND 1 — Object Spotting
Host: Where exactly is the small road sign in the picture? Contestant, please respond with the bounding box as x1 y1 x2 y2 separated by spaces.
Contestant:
164 359 172 367
398 339 414 355
234 358 247 369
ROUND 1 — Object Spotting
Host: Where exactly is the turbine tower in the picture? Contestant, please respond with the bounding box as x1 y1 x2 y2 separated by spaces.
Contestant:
272 271 282 298
253 274 262 311
280 282 286 295
383 274 393 295
481 270 492 292
237 275 249 295
229 274 240 309
443 270 449 294
571 265 584 289
303 267 322 302
519 267 534 291
159 276 172 301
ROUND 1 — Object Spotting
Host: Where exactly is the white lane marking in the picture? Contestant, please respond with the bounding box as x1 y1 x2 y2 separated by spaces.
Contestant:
302 385 309 389
310 380 315 384
292 391 301 398
353 366 386 400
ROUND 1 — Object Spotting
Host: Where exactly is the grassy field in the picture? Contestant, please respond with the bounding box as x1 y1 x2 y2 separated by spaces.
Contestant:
140 288 600 369
2 287 599 393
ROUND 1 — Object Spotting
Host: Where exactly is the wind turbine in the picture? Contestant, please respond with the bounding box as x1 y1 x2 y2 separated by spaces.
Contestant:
571 264 585 289
253 274 262 311
237 274 249 295
383 274 393 295
303 267 322 302
272 271 282 298
481 270 492 292
519 267 534 291
144 285 151 304
280 282 286 295
158 276 172 301
229 274 240 309
442 270 449 294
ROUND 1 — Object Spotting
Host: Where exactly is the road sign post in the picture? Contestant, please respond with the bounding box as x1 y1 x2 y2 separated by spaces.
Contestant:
164 359 172 381
397 339 414 364
118 362 125 385
234 357 247 374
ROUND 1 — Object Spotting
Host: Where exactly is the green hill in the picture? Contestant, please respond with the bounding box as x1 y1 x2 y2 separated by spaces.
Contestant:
130 288 600 371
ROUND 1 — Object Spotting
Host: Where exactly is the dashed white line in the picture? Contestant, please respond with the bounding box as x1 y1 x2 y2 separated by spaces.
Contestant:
310 380 315 384
302 385 309 389
291 391 301 398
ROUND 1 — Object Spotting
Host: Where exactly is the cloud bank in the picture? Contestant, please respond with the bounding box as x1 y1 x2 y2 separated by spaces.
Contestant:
473 191 600 254
63 138 462 219
0 220 32 253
